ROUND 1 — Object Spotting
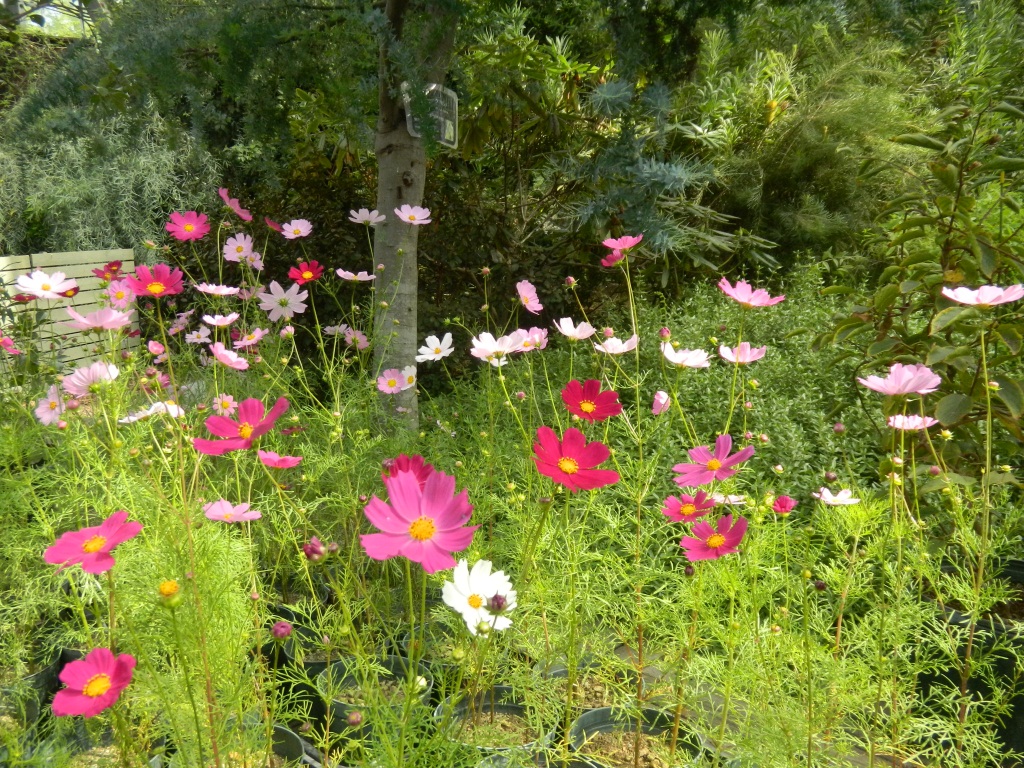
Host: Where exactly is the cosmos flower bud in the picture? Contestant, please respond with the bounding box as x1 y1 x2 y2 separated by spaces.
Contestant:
66 399 80 411
515 391 526 401
303 536 325 561
480 267 491 276
487 594 508 614
684 565 695 577
759 433 769 443
928 465 941 476
814 580 827 592
833 422 846 434
159 579 183 608
347 711 363 727
565 276 577 287
327 542 339 555
603 327 614 338
824 471 838 483
272 621 293 639
659 327 671 340
745 432 754 440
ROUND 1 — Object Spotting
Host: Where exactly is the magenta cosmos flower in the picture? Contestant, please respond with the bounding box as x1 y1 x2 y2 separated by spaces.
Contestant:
126 264 184 299
361 466 477 574
719 342 766 364
203 500 262 523
680 514 748 561
395 205 431 225
192 397 290 456
218 188 253 221
516 280 543 314
44 511 142 574
858 363 940 396
533 426 620 493
281 219 313 239
383 453 435 487
602 234 643 251
165 211 210 241
662 490 716 523
773 496 797 516
258 450 302 469
717 278 785 308
561 379 623 422
888 414 939 431
673 434 755 488
941 284 1024 307
52 647 136 718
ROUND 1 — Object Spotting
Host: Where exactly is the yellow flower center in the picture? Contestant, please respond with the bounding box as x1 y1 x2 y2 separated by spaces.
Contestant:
224 512 234 519
408 215 416 221
387 379 397 388
184 224 195 232
434 347 441 354
680 503 696 516
406 376 415 384
83 673 112 698
706 533 726 549
82 535 106 554
238 422 254 439
41 283 52 291
235 245 244 253
408 516 436 541
557 457 579 475
521 296 529 305
147 282 166 295
292 228 302 235
158 580 179 597
221 401 231 410
579 400 596 413
467 594 483 609
706 459 722 471
115 291 125 300
49 401 58 410
301 270 313 280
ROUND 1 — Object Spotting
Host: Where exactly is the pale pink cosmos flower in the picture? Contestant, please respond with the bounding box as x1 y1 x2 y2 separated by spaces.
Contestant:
203 313 239 327
223 233 253 262
888 414 939 431
280 326 294 338
185 327 211 345
662 343 711 368
516 280 543 314
717 278 785 308
16 270 78 300
941 284 1024 307
400 365 417 390
258 281 308 322
813 488 860 505
213 394 237 417
554 318 596 340
244 252 265 271
281 219 313 239
470 331 524 367
652 391 670 415
378 368 404 393
394 205 431 225
35 384 64 426
104 280 135 310
594 334 639 354
233 328 268 349
857 363 941 396
147 340 164 355
209 342 249 371
336 269 376 282
168 310 193 336
416 333 454 362
349 208 386 226
323 324 348 336
203 500 262 523
345 328 369 350
195 283 240 296
63 362 118 397
719 342 766 364
257 450 302 469
238 284 263 301
517 327 548 352
64 308 134 332
602 234 643 251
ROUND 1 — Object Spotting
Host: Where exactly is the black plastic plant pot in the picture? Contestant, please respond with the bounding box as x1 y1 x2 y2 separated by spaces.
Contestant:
316 654 433 739
433 685 558 762
567 707 705 768
0 652 61 726
400 624 465 697
533 657 643 713
150 724 322 767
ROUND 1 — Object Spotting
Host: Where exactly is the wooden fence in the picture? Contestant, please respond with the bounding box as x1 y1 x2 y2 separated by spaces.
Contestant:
0 249 137 369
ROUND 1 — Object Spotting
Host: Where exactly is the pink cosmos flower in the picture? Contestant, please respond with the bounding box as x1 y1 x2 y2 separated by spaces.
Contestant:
280 326 294 338
218 188 253 221
378 368 404 394
147 340 164 355
233 328 268 349
209 342 249 371
63 308 133 332
165 211 210 241
719 342 766 365
104 280 135 310
224 233 253 262
63 362 119 398
533 426 620 493
0 334 20 355
203 500 262 523
941 284 1024 307
470 331 524 367
349 208 386 225
773 496 797 516
281 219 313 239
336 269 376 282
360 466 477 574
673 434 755 488
662 343 710 368
126 264 184 299
382 454 435 486
652 390 670 415
516 280 543 314
662 491 716 523
813 488 860 505
52 647 135 718
185 327 211 345
16 270 78 300
244 252 265 271
602 234 643 251
717 278 785 308
203 313 239 327
195 283 240 296
888 414 939 431
680 514 747 561
601 249 624 268
265 217 282 232
168 310 193 335
345 328 369 350
554 318 596 340
192 397 289 456
257 281 308 322
35 385 65 425
238 284 264 301
257 450 302 469
517 327 548 352
594 334 638 354
857 363 941 396
44 510 142 574
394 205 431 225
213 394 237 417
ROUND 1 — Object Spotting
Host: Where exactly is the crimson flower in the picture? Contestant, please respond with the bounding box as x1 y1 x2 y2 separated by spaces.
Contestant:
561 379 622 422
680 514 748 561
773 496 797 516
165 211 210 241
672 434 754 488
533 426 619 493
126 264 184 299
44 511 142 575
193 397 290 456
288 260 324 285
91 261 122 282
52 647 136 718
662 491 716 523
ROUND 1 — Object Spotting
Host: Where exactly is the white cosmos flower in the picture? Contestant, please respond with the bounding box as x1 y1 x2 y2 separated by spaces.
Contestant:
661 343 710 368
119 401 186 424
470 331 524 367
16 270 78 300
553 318 596 340
416 333 454 362
400 365 417 390
257 281 308 322
442 559 517 636
813 488 861 506
594 334 638 355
